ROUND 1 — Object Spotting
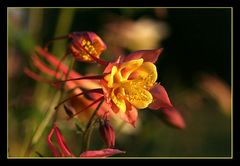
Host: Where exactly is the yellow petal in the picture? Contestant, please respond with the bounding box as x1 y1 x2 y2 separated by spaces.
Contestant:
111 87 126 112
119 59 143 80
104 66 118 88
122 82 153 109
134 62 158 88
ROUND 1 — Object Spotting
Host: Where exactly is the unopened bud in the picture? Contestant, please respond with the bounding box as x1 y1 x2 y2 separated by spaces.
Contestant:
99 120 115 147
63 104 75 117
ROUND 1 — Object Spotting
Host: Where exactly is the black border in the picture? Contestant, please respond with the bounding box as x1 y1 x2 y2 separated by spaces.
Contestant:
0 0 239 7
2 0 240 164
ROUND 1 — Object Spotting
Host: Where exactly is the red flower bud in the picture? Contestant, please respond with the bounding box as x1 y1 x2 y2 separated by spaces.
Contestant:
99 120 115 147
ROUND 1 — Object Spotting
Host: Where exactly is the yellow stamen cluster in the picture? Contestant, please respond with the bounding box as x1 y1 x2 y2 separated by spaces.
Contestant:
71 37 105 62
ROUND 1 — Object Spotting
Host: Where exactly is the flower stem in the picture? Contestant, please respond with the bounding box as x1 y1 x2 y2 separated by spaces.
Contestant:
81 99 104 153
24 58 74 157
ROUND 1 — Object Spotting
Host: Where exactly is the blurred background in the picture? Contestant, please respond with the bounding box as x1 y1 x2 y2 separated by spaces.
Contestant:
8 8 231 157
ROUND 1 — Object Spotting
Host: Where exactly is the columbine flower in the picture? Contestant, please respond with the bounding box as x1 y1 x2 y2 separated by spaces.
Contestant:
100 48 185 128
25 45 185 128
68 32 107 63
25 31 185 157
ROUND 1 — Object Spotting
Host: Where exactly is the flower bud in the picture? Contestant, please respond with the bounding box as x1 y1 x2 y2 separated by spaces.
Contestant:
63 104 75 117
99 120 115 147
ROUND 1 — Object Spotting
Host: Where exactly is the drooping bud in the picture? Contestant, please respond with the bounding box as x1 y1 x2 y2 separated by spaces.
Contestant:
63 104 75 117
99 119 115 147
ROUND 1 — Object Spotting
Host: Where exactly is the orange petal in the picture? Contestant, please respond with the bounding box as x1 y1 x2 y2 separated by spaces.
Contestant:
116 102 138 127
70 32 107 63
155 107 186 129
123 48 163 63
148 84 173 110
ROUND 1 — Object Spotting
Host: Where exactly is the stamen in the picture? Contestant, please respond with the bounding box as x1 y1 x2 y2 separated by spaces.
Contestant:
73 42 109 66
67 96 104 120
55 88 103 110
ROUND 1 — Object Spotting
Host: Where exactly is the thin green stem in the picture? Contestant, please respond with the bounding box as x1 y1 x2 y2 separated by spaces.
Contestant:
23 90 59 157
53 58 75 122
24 58 75 157
81 99 104 153
52 8 75 56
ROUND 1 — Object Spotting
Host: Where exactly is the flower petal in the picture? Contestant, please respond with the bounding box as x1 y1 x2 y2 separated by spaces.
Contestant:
148 84 173 110
70 32 107 62
131 62 158 88
121 102 138 127
105 66 118 87
149 84 185 129
123 48 163 63
47 127 60 157
80 148 125 158
54 125 75 157
111 100 138 127
47 124 75 157
155 107 186 129
111 87 126 112
119 58 143 80
87 32 107 50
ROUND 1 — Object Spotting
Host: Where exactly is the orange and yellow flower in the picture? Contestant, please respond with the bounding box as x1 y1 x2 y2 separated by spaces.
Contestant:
25 31 185 157
25 46 185 128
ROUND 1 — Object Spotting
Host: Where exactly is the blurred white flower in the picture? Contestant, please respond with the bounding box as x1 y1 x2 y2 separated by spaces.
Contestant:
103 17 169 52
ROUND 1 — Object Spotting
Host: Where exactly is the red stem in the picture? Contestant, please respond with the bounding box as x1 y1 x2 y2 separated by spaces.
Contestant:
53 74 106 86
44 34 71 51
67 96 104 120
55 88 103 110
